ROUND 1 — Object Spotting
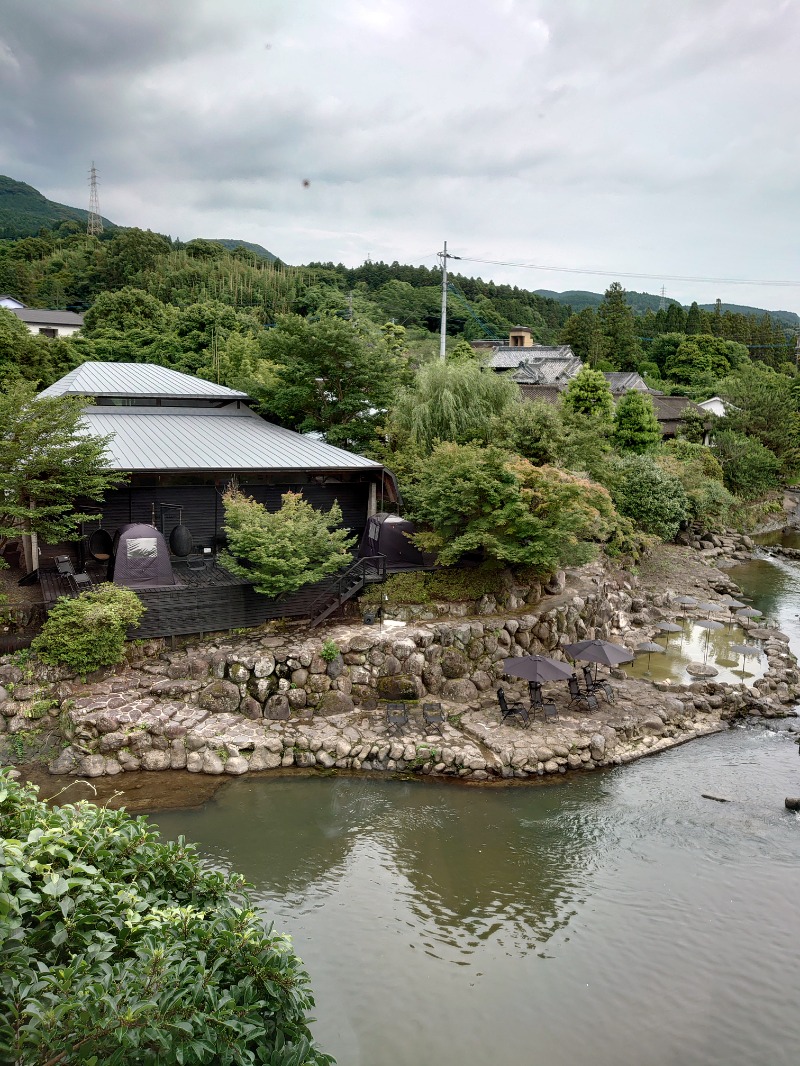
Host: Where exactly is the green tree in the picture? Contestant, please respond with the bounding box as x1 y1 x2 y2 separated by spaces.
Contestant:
0 307 75 387
609 455 689 539
0 773 333 1066
220 489 355 597
598 282 642 369
648 332 686 372
658 441 734 529
664 334 735 384
561 366 614 421
0 381 125 557
612 390 662 453
717 364 800 475
253 314 404 451
560 308 604 365
389 359 519 454
101 227 172 287
406 443 624 570
711 429 783 499
447 337 481 363
83 286 171 333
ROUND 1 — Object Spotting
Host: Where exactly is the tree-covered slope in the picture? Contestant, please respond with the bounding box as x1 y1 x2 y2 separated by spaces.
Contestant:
0 176 116 239
203 238 279 262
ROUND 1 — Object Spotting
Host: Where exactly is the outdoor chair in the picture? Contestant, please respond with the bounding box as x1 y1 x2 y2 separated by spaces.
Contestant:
422 702 446 733
529 682 558 722
55 555 93 596
497 688 530 728
568 675 599 713
386 702 409 731
582 664 615 704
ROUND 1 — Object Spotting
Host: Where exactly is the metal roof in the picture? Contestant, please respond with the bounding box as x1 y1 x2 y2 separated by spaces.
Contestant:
489 345 576 369
11 307 84 326
603 371 649 393
80 405 381 472
510 355 582 385
39 361 248 400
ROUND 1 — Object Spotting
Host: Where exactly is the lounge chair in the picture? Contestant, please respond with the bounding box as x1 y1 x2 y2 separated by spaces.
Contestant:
582 664 614 704
497 688 530 728
568 675 599 713
529 682 558 722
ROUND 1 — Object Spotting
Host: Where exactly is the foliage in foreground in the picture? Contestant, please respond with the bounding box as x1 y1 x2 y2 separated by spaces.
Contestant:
32 584 145 673
0 774 333 1066
221 490 356 598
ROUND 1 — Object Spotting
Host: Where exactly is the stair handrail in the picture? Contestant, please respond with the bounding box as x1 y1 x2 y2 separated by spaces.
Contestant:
306 555 386 619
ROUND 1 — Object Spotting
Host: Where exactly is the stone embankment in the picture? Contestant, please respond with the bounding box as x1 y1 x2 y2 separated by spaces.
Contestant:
1 536 798 783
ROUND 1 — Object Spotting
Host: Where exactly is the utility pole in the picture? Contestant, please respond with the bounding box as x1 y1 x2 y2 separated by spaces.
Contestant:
438 241 460 360
795 329 800 369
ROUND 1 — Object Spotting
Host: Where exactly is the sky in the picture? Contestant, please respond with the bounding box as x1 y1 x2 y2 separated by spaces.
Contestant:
2 0 800 313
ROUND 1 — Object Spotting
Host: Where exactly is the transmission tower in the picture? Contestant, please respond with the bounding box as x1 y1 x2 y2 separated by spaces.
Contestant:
87 162 103 236
659 285 666 311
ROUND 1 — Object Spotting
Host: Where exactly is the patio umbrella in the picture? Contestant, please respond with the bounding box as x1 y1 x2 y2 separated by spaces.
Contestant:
563 639 634 680
677 596 697 608
503 655 573 684
694 617 725 663
736 607 762 621
657 621 683 648
728 642 761 687
634 640 666 672
695 601 720 616
723 598 746 626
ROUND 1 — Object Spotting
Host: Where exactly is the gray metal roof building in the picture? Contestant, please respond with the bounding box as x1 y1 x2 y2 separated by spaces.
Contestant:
10 308 85 327
81 406 381 472
40 361 248 401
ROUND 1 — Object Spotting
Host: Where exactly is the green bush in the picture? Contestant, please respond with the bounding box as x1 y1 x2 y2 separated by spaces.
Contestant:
362 563 506 605
609 455 689 541
32 583 145 673
0 773 333 1065
711 429 783 500
319 639 340 662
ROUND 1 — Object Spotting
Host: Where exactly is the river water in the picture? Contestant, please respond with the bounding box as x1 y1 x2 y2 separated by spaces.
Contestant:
151 546 800 1066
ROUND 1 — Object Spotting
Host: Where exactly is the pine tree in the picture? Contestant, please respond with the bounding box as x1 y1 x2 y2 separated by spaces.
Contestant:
562 366 614 421
612 390 662 453
598 283 642 370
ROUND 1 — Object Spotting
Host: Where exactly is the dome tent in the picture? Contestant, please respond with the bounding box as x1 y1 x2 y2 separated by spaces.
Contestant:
108 523 177 589
358 513 425 568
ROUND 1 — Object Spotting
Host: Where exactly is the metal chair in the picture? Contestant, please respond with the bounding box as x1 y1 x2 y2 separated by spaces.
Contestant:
497 688 530 728
582 664 615 704
529 682 558 722
386 702 409 731
422 702 446 733
55 556 93 596
568 675 599 713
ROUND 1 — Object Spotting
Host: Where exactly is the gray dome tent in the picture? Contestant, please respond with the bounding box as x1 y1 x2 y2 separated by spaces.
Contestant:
358 513 425 568
108 523 177 589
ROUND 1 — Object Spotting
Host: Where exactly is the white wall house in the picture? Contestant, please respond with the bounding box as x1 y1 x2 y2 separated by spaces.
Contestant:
0 294 25 309
697 396 727 418
8 306 84 338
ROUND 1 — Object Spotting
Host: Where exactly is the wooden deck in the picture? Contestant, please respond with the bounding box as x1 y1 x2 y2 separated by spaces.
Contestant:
38 558 402 640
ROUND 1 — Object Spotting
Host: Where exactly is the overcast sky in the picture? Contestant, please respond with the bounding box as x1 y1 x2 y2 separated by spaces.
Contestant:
2 0 799 312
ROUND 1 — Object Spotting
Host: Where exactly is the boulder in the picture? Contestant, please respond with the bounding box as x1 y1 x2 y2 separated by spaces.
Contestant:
441 678 478 702
265 694 291 721
315 691 355 716
140 750 171 771
441 648 469 679
376 674 424 700
198 680 241 714
49 745 80 775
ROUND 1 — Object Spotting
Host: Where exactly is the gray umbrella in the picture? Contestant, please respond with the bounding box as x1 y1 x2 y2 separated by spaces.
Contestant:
728 642 761 686
677 596 697 606
736 607 762 620
694 617 725 663
503 655 574 684
563 639 634 682
635 640 666 671
695 601 720 616
657 621 683 649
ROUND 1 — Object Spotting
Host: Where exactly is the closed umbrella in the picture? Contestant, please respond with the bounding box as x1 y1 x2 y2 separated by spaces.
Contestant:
635 640 666 672
503 655 574 683
728 642 761 687
694 617 725 663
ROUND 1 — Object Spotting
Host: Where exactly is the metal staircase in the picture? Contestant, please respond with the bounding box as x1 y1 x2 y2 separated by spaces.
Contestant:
307 555 387 629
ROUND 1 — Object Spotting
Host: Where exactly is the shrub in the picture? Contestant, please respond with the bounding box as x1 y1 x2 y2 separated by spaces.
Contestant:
0 773 333 1066
32 584 144 673
319 639 340 662
612 390 662 453
221 488 355 597
609 455 689 540
711 429 783 500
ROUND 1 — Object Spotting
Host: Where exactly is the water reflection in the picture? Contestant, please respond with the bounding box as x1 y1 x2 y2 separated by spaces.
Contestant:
625 620 766 685
155 776 609 958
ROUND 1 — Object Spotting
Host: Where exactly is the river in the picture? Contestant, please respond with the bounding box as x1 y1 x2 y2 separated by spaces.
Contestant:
151 546 800 1066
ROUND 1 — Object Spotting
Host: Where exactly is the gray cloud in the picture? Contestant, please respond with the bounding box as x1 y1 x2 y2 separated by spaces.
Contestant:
1 0 799 310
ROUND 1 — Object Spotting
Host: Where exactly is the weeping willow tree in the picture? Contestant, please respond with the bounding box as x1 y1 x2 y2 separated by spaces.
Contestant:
388 359 521 455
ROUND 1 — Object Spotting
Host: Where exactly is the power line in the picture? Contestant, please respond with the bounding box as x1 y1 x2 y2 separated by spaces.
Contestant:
455 255 800 290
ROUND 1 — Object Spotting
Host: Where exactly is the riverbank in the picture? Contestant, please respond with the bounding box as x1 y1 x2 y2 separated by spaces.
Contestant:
3 541 799 792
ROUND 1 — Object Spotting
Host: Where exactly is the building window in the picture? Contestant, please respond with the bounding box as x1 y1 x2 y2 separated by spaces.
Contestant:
38 328 58 339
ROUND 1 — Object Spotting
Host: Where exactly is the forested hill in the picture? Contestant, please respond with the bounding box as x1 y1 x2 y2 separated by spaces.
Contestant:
0 176 117 239
535 287 799 328
204 239 278 262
